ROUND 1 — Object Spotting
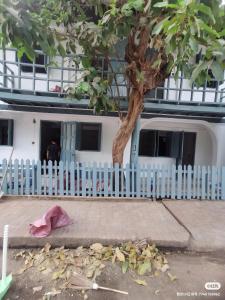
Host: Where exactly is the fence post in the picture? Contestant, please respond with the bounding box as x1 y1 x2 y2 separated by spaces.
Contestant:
37 160 41 195
146 165 151 198
65 161 69 196
31 160 36 195
136 164 140 198
177 165 182 199
14 159 19 195
104 163 108 197
187 165 192 200
171 165 176 199
88 162 92 197
25 159 30 195
211 166 216 200
2 159 7 194
54 161 58 195
222 166 225 200
92 162 97 197
81 162 86 197
20 159 24 195
201 166 206 200
115 163 119 197
152 166 156 199
70 161 75 196
161 166 166 199
59 161 64 196
48 160 53 196
125 163 130 197
206 166 210 200
43 160 47 195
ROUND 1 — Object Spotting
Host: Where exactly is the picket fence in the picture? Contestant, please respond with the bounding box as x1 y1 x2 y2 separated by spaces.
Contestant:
1 159 225 200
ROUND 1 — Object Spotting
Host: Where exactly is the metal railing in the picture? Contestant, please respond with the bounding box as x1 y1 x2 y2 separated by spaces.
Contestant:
0 48 225 105
1 159 225 200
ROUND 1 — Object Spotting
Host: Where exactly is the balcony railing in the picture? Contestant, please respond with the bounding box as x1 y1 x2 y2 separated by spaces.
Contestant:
0 48 225 106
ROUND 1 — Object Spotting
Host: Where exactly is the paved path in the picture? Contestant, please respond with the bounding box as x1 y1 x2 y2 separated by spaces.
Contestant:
0 198 189 248
1 197 225 252
163 200 225 252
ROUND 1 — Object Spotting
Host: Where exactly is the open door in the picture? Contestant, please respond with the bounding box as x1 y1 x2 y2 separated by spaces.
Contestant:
182 132 196 166
60 122 76 164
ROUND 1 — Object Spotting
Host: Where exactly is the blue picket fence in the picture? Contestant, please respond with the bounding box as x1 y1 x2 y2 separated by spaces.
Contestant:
1 159 225 200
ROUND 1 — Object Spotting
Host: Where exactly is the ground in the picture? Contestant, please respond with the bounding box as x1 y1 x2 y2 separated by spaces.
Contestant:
3 250 225 300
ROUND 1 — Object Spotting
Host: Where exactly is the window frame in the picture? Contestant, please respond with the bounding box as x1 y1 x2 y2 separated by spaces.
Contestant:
76 122 102 152
139 129 173 158
0 119 14 146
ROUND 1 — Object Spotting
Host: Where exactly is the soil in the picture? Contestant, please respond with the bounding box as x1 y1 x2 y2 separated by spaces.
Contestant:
2 250 225 300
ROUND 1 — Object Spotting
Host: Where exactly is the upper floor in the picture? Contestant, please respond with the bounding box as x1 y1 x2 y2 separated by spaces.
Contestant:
1 48 225 118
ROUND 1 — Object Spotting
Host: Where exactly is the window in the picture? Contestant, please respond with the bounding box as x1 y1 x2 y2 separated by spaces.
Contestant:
139 130 156 156
76 123 101 151
139 130 172 157
17 52 47 73
0 119 13 146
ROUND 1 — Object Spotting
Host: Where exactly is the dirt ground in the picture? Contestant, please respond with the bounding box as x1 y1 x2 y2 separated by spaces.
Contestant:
2 250 225 300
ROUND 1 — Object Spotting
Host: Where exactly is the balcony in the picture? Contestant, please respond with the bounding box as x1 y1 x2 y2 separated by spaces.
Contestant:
1 48 225 117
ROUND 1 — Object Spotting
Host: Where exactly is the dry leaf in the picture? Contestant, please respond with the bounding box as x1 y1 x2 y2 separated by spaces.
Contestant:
155 289 160 295
161 264 169 273
33 286 43 294
90 243 103 252
167 272 177 281
115 247 125 262
133 279 147 286
44 289 61 296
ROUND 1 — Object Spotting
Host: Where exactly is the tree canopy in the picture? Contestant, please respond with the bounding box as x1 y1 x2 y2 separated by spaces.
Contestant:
1 0 225 163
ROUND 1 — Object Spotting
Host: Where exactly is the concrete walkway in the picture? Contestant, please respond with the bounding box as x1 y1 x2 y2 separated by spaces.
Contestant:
0 197 225 252
0 198 189 249
163 200 225 252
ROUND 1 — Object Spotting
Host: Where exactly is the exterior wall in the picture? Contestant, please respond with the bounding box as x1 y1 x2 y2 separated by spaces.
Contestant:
1 108 225 167
138 118 219 166
0 109 131 165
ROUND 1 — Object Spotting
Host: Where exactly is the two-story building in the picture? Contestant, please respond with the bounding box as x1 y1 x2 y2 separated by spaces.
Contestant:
1 48 225 199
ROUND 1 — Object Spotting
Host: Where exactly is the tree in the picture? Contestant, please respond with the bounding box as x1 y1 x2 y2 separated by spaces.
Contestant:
1 0 225 164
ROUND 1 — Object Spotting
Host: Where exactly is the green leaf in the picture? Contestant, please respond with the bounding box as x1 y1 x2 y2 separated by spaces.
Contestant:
137 262 151 275
152 17 169 35
133 279 147 286
57 44 66 56
191 61 209 82
81 57 92 68
79 82 90 93
189 37 198 52
219 28 225 37
198 20 219 38
211 61 224 81
195 3 215 24
121 261 129 274
153 2 179 9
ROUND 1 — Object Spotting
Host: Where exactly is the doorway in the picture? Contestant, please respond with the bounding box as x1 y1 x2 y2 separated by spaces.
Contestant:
40 121 61 162
182 132 196 166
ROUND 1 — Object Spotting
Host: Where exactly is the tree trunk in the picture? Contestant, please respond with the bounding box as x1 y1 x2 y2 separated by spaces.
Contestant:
112 88 143 165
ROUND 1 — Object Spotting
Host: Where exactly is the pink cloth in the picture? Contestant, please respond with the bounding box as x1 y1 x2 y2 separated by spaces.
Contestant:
29 205 73 237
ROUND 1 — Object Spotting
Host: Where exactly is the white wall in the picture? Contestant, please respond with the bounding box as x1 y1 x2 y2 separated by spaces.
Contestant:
1 109 225 167
139 118 216 166
0 110 132 165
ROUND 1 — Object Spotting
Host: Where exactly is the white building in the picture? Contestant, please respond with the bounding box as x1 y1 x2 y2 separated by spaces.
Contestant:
0 48 225 168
